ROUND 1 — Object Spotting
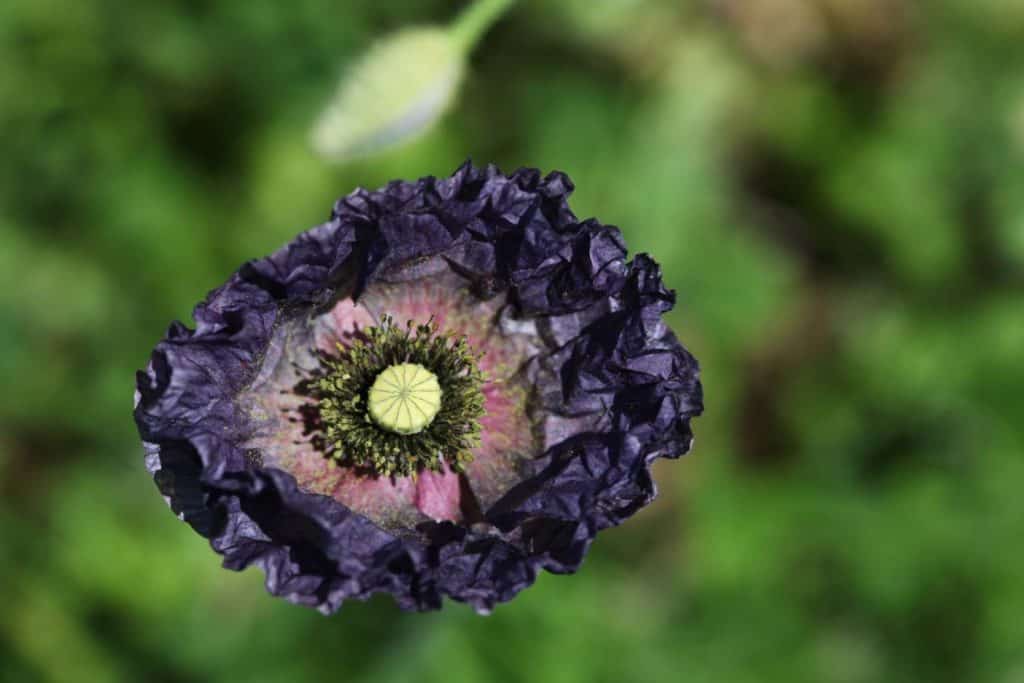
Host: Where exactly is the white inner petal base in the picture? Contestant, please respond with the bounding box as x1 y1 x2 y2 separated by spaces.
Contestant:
367 363 443 435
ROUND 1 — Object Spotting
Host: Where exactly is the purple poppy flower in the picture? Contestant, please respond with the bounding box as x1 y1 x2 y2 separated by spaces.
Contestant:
134 162 703 614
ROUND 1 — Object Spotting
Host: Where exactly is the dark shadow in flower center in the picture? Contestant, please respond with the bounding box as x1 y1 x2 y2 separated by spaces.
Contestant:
291 375 378 481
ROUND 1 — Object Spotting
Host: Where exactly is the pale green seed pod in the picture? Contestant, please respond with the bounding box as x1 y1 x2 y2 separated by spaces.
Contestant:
367 363 443 435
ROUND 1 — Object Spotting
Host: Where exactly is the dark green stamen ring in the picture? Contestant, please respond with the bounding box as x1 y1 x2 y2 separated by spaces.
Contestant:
313 315 485 478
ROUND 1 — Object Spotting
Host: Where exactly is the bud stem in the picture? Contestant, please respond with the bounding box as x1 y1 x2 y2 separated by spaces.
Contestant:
450 0 517 53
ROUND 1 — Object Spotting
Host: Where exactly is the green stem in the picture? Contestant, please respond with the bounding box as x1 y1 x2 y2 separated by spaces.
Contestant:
450 0 517 53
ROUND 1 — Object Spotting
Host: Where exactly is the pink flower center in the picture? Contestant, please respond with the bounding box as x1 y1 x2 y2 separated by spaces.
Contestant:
239 275 539 534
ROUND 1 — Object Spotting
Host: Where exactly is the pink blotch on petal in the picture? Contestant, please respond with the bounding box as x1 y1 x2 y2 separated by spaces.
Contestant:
414 465 463 521
315 298 376 353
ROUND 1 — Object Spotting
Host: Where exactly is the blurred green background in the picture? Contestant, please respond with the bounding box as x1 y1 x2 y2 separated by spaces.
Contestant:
2 1 1023 681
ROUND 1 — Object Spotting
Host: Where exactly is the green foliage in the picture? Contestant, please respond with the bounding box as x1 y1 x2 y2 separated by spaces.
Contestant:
1 0 1022 681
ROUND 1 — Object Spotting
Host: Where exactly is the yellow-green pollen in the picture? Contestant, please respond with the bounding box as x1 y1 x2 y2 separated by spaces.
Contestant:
367 363 442 435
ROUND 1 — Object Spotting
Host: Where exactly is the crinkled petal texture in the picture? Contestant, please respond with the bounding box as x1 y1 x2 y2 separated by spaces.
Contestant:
134 162 703 614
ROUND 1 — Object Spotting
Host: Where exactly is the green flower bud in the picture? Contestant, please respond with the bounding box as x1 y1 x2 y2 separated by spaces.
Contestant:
311 27 465 162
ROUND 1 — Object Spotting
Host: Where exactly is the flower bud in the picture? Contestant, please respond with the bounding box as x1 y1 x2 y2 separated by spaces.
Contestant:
311 28 465 162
